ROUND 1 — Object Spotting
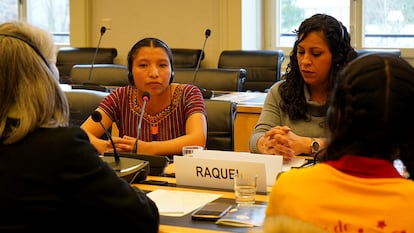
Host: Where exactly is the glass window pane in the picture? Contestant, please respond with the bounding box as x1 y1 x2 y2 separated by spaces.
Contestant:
363 0 414 48
27 0 69 44
0 0 18 23
277 0 349 47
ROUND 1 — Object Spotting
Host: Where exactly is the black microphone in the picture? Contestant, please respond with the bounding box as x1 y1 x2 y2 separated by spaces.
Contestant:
72 26 108 92
87 26 106 83
132 91 151 154
192 29 214 99
91 111 151 184
91 110 120 163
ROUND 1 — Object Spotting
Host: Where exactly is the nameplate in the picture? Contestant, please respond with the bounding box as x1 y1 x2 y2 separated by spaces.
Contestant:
191 150 283 186
174 156 267 193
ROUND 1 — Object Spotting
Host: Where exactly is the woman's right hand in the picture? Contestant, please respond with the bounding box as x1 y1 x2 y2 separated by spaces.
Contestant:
259 126 295 162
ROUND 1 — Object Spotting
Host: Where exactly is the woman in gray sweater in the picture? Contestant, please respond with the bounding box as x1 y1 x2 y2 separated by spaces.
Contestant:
250 14 355 161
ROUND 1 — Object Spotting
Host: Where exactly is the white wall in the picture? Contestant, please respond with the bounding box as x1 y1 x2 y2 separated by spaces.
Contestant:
70 0 247 68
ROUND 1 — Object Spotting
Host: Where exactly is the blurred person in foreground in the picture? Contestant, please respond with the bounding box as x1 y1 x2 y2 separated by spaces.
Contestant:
265 53 414 232
0 21 159 232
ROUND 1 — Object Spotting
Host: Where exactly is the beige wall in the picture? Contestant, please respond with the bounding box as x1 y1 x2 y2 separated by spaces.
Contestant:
70 0 245 68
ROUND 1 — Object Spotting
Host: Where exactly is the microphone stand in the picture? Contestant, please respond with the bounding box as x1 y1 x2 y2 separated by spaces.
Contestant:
192 29 214 99
132 92 150 154
72 26 108 92
91 111 150 183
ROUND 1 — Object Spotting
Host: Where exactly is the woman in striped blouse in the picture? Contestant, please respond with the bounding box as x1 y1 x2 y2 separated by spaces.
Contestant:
81 37 207 156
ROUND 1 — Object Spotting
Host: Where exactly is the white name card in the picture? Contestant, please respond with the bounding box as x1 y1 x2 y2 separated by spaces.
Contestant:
191 150 283 186
174 156 267 193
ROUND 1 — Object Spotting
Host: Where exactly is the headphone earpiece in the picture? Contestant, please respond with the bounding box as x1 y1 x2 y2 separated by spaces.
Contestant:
170 71 174 84
332 18 346 65
128 70 134 85
0 32 56 80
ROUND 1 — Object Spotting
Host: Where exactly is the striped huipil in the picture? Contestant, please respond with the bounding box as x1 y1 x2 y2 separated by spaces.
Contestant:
99 84 206 142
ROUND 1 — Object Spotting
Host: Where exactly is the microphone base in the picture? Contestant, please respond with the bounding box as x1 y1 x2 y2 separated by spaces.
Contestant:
201 88 214 99
71 83 109 92
104 152 170 176
101 155 150 184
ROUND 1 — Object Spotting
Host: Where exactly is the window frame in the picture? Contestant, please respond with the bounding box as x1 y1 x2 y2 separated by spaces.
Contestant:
17 0 70 45
264 0 414 58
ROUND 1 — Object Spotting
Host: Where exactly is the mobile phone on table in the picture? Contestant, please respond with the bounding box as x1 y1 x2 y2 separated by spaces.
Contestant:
191 201 233 221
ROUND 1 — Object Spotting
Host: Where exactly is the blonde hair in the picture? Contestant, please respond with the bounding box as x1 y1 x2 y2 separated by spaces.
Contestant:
0 21 69 144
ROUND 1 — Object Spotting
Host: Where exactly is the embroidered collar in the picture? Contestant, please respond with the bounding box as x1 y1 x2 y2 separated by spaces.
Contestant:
129 85 182 125
324 154 403 178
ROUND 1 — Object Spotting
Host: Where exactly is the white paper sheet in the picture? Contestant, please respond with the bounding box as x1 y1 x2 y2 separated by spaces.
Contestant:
146 189 222 217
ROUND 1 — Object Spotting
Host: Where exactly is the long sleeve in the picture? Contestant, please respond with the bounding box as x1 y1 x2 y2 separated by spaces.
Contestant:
249 82 284 153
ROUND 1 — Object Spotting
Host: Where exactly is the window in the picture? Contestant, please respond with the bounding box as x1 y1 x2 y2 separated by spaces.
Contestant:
269 0 414 55
362 0 414 48
276 0 350 48
0 0 69 45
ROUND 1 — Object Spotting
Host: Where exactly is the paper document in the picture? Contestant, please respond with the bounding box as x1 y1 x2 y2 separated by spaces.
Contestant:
211 92 266 105
147 189 222 217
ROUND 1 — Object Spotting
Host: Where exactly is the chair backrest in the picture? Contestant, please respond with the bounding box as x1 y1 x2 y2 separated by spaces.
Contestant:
355 48 401 57
204 99 237 151
171 48 204 68
70 64 129 86
174 68 246 92
218 50 285 92
57 47 118 84
63 89 109 127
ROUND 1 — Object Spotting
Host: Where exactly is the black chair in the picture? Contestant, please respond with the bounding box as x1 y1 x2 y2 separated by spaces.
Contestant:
217 50 285 92
174 68 246 92
57 47 118 84
63 89 109 127
204 99 237 151
171 48 204 68
70 64 129 87
355 49 401 57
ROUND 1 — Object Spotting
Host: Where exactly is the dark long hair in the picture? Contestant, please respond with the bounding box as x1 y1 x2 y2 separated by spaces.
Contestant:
324 54 414 179
280 14 355 120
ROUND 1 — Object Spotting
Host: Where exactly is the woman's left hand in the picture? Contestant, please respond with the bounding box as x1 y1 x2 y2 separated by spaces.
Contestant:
106 136 136 152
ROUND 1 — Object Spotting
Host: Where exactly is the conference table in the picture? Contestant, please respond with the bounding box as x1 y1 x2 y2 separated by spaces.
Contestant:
134 165 270 233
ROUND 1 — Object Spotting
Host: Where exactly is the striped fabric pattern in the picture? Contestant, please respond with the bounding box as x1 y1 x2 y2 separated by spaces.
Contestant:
99 84 206 141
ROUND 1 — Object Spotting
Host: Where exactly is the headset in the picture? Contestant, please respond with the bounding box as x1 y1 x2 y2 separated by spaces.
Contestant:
127 38 174 85
0 32 56 78
331 16 346 65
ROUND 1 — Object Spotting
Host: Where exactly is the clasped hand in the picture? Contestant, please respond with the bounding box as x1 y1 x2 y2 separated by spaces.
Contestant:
104 135 138 153
261 126 304 162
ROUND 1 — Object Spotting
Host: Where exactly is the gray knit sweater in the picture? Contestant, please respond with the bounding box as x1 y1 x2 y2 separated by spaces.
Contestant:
249 81 329 154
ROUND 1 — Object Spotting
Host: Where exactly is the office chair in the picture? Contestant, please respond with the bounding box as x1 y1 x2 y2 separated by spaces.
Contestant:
171 48 204 68
70 64 129 87
355 49 401 57
63 89 109 127
56 47 118 84
218 50 285 92
204 99 237 151
174 68 247 92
